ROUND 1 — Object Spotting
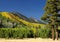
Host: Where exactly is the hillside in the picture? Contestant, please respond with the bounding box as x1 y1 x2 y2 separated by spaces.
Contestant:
0 12 45 28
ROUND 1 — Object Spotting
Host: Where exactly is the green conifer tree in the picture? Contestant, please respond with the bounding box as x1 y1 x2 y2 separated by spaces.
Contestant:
41 0 60 40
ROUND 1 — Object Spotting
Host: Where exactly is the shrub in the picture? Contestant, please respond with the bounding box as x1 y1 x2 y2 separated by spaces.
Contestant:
0 28 52 39
0 28 10 38
0 28 31 39
39 28 51 38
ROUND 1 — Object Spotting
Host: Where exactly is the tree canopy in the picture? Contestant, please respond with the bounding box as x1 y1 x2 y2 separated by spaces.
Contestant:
41 0 60 26
41 0 60 40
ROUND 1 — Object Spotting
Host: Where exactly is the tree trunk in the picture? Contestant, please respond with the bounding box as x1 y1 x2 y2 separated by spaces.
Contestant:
52 27 55 40
55 28 58 40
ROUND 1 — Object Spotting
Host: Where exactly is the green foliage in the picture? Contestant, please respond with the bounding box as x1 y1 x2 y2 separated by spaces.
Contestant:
0 28 52 39
39 28 51 38
1 28 60 39
41 0 60 26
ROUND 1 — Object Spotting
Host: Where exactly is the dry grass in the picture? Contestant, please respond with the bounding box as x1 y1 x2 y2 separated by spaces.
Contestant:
0 38 60 42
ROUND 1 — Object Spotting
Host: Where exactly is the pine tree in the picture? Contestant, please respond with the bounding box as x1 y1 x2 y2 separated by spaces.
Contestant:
41 0 60 40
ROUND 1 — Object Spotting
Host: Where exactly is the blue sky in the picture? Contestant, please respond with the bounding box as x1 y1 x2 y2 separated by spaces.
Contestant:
0 0 46 20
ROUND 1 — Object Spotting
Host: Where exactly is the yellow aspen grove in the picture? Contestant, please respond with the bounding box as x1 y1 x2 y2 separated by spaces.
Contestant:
0 12 45 28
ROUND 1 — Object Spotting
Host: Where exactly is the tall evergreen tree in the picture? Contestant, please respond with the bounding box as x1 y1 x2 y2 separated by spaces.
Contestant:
41 0 60 40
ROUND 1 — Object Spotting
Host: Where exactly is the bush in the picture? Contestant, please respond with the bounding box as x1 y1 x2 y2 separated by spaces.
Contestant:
0 28 52 39
0 28 10 38
38 28 51 38
0 28 33 39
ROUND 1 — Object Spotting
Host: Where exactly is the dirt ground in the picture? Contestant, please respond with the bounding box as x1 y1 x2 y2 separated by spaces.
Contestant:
0 38 60 42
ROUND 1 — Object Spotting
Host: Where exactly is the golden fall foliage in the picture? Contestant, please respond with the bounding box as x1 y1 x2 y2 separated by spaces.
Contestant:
0 12 45 28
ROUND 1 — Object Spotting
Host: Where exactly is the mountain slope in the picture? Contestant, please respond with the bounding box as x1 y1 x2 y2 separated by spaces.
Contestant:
0 12 45 28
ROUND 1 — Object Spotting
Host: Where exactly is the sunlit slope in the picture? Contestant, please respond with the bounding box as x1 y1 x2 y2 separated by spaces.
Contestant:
1 12 13 20
0 12 45 28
